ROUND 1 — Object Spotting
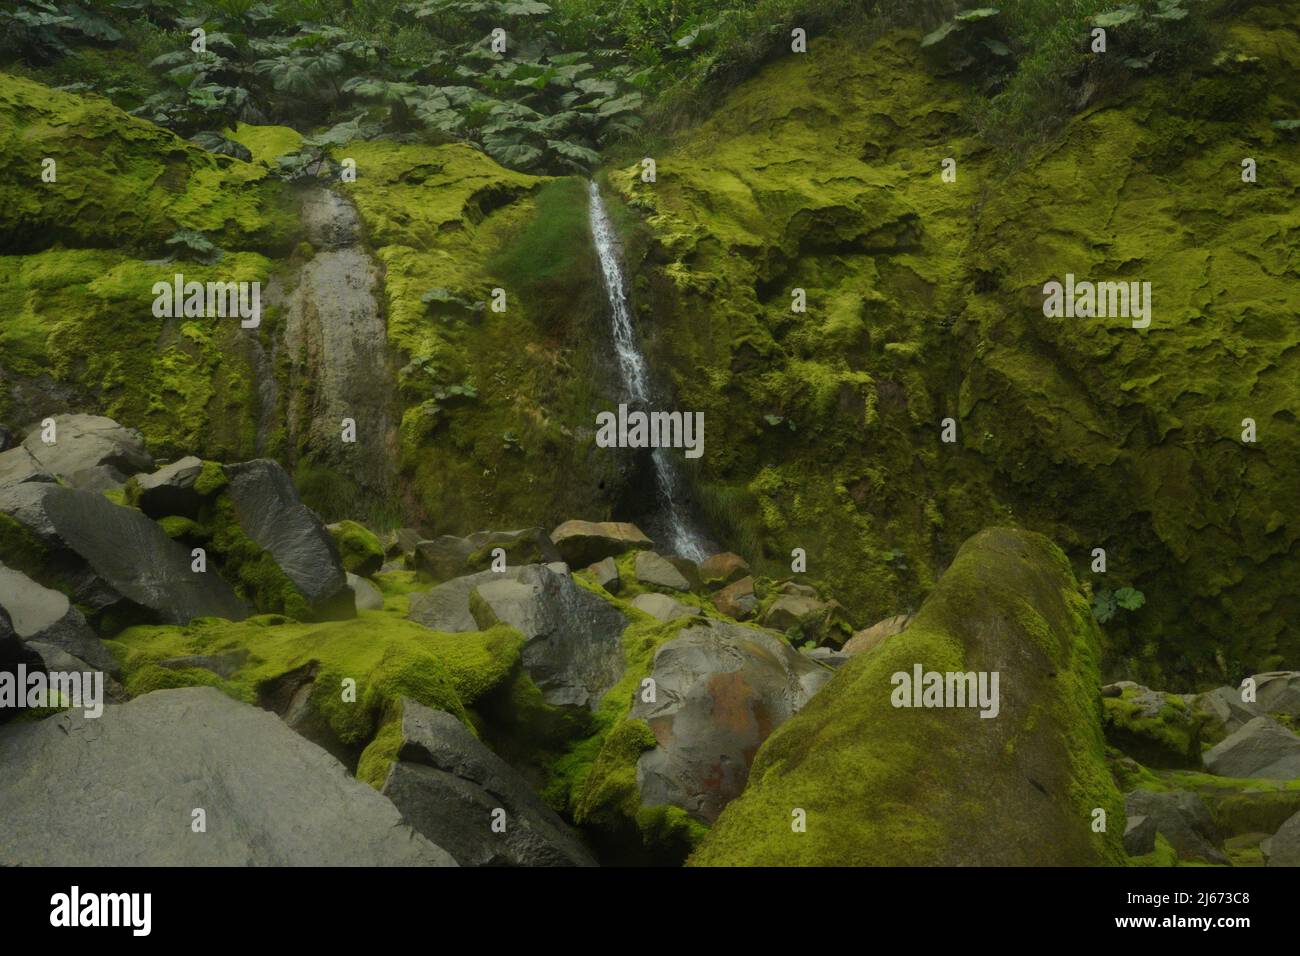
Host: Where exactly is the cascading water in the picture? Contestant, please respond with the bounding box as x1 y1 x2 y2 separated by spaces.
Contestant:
587 180 709 561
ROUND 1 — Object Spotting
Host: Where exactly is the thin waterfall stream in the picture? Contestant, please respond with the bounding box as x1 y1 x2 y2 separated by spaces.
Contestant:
586 180 709 561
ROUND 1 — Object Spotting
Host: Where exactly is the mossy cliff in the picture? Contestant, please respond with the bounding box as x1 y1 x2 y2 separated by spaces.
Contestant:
688 527 1125 866
608 5 1300 685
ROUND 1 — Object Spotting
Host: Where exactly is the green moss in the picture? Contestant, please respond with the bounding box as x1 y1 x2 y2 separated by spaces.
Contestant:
1129 833 1181 868
1103 687 1207 769
327 519 385 575
202 492 311 619
157 515 203 540
193 460 228 496
226 123 304 167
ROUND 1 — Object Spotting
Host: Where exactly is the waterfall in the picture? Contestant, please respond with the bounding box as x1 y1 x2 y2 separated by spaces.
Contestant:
587 181 709 562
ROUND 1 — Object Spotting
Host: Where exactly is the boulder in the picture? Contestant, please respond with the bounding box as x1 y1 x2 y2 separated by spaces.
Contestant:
408 566 530 633
760 593 826 632
698 552 750 589
1193 684 1264 739
690 528 1129 866
0 560 117 676
801 646 851 669
712 575 758 620
0 687 456 865
549 519 653 566
775 581 818 598
132 456 205 519
587 556 620 594
2 483 248 627
842 613 912 656
414 528 560 583
222 459 353 620
470 564 627 711
1102 683 1206 769
0 446 53 487
630 592 699 622
385 527 423 559
327 520 385 576
1124 790 1228 865
631 618 833 824
381 698 597 866
346 572 384 611
1123 814 1158 856
1204 717 1300 779
1267 809 1300 868
633 551 691 591
158 649 249 679
21 414 153 492
1254 672 1300 717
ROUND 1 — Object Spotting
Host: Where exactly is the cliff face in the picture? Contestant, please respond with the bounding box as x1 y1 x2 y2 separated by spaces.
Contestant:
609 6 1300 683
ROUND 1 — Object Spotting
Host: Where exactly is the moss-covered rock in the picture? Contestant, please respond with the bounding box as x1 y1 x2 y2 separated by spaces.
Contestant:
1102 683 1208 769
327 520 384 576
688 527 1126 866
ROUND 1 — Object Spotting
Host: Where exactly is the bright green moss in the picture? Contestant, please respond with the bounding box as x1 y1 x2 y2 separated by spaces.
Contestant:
157 515 203 540
1103 687 1207 770
327 519 384 575
202 492 311 619
1129 833 1181 868
227 122 304 166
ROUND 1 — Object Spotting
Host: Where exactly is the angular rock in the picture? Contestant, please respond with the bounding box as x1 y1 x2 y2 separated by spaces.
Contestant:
1123 814 1158 856
347 572 384 611
0 446 53 487
587 556 620 594
0 560 118 676
1267 810 1300 868
158 649 249 679
1204 716 1300 779
132 455 205 519
0 687 456 866
712 574 758 620
470 564 627 710
386 527 423 559
1194 684 1264 738
327 520 385 576
698 552 750 589
1102 683 1206 769
550 519 653 566
2 484 247 627
631 618 833 824
665 555 703 590
760 593 827 632
634 551 691 591
21 414 153 492
1254 672 1300 717
631 592 699 622
842 613 912 656
382 698 596 866
1125 790 1228 865
408 566 530 633
223 459 353 620
414 528 561 583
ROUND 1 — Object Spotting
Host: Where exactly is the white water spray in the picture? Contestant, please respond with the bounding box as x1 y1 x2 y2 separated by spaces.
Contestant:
587 181 708 561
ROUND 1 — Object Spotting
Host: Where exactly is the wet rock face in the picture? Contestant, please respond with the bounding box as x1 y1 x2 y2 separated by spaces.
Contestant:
222 459 352 620
21 414 152 492
631 618 832 824
0 687 457 866
382 698 597 867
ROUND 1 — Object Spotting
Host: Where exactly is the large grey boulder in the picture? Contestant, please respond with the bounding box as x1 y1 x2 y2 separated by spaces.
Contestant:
0 446 54 487
21 414 153 492
1 483 247 626
1124 790 1228 865
413 528 561 583
0 560 117 676
550 520 653 566
1267 809 1300 867
631 618 833 824
587 556 620 594
1204 716 1300 779
408 566 531 633
633 551 691 591
1254 672 1300 717
0 687 456 866
1195 684 1265 736
471 564 627 711
630 592 699 622
381 698 596 866
133 455 205 518
222 459 353 620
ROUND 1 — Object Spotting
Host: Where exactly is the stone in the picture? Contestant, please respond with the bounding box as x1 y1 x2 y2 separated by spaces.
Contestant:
631 592 699 622
587 556 620 594
1267 810 1300 867
1204 716 1300 779
347 572 384 611
631 618 833 823
158 649 250 679
801 645 851 669
414 528 561 583
1102 683 1206 769
0 560 117 676
0 446 53 487
21 414 153 492
326 520 385 576
698 552 750 589
0 687 456 866
760 593 827 632
633 551 691 591
775 581 818 598
1193 684 1264 737
842 613 912 656
381 698 596 866
408 567 530 633
712 575 758 620
1253 672 1300 717
1123 814 1157 856
386 527 423 558
471 564 627 711
132 455 205 519
1125 790 1228 865
223 459 353 620
549 519 653 566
